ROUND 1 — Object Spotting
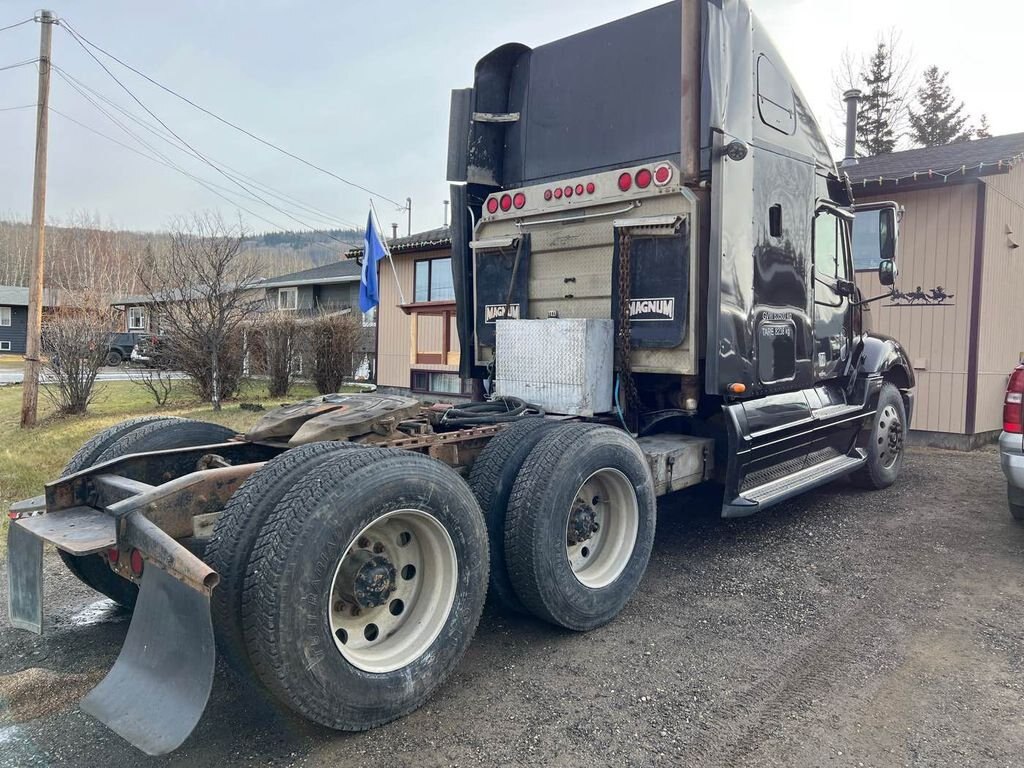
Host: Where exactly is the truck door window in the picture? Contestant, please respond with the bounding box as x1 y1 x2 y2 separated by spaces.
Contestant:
813 209 846 305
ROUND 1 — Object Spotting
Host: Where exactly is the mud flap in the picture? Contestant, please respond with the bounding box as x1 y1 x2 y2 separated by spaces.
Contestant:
6 522 43 634
81 565 215 755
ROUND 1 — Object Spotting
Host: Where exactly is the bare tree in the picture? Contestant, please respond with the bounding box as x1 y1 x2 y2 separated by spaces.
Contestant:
41 290 118 415
128 365 176 406
138 213 264 410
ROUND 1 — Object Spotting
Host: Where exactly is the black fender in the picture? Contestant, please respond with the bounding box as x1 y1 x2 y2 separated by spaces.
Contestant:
855 332 915 426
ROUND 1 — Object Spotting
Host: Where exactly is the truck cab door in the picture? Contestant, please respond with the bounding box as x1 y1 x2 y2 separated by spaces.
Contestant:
811 204 855 381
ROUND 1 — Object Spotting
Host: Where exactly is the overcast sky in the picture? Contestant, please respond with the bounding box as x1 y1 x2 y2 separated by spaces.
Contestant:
0 0 1018 235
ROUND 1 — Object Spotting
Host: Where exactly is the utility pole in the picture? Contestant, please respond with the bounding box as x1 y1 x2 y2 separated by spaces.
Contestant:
21 10 54 428
406 197 412 236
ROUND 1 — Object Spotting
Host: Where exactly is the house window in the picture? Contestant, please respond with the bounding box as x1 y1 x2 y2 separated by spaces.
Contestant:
414 257 455 303
0 306 10 327
411 370 465 395
0 341 10 351
278 287 298 311
128 306 146 330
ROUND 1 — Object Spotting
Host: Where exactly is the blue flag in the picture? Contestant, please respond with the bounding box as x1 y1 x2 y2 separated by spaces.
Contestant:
359 209 388 312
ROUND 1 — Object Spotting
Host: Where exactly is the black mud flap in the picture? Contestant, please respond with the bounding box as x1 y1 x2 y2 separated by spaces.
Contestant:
81 565 215 756
6 522 43 634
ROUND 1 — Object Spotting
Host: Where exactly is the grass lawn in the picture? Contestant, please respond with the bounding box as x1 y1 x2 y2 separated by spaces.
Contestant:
0 378 323 552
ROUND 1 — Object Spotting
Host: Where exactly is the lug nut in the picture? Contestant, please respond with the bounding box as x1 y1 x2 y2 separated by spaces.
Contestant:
373 542 385 554
357 537 370 549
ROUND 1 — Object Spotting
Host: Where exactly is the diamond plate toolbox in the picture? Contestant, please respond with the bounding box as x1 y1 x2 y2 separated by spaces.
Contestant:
494 318 613 416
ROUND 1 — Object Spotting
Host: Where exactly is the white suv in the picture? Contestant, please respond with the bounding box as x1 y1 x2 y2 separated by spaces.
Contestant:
999 363 1024 521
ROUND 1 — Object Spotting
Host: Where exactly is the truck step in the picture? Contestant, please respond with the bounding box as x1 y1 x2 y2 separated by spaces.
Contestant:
724 452 866 517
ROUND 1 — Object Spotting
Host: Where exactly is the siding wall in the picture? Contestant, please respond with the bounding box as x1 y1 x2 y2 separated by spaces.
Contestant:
377 247 460 390
0 305 28 353
853 183 978 434
975 165 1024 431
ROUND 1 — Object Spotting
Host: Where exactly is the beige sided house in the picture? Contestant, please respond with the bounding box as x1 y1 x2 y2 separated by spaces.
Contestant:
351 227 471 399
848 133 1024 448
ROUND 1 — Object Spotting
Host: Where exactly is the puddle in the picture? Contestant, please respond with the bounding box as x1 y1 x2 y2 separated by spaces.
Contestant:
0 724 22 744
66 599 130 629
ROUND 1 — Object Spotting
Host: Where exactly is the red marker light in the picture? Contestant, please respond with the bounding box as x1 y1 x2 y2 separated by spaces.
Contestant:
564 186 573 198
513 192 526 209
635 168 653 189
586 182 596 194
106 547 119 564
654 164 672 185
544 189 553 201
499 194 513 211
553 187 563 199
129 549 144 576
617 172 632 192
575 184 584 196
486 197 499 214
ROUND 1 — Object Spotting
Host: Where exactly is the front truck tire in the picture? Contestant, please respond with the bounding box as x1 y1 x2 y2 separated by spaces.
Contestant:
57 417 236 608
242 448 489 730
851 382 907 490
504 423 657 631
206 441 365 678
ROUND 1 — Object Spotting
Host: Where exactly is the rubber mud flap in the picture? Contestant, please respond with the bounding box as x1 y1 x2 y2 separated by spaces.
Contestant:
6 522 43 634
81 566 215 755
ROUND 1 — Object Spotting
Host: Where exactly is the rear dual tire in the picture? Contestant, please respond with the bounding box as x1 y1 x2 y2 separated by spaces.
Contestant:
239 448 489 731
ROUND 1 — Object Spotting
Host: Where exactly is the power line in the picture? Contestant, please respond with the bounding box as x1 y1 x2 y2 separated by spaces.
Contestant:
59 17 405 210
48 106 292 233
53 65 361 230
0 58 39 73
59 23 356 245
0 103 36 112
0 18 35 34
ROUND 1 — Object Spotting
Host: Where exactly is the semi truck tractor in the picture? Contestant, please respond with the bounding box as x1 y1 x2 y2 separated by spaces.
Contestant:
5 0 912 755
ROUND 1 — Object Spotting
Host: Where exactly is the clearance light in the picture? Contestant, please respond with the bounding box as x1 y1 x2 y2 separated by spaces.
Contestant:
653 164 672 186
129 548 144 576
544 189 553 201
586 182 596 194
106 548 119 564
499 194 513 212
486 197 499 214
728 382 747 395
553 187 563 199
635 168 653 189
575 184 584 196
564 185 573 198
617 172 632 192
513 192 526 209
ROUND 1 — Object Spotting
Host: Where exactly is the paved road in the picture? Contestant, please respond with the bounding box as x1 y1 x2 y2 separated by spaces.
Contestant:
1 445 1022 767
0 368 187 384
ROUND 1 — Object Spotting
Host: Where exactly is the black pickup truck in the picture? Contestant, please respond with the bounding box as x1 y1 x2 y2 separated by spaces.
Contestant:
105 333 141 367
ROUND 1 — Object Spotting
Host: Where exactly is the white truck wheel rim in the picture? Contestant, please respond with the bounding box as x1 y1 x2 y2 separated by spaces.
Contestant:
565 468 639 589
329 509 457 673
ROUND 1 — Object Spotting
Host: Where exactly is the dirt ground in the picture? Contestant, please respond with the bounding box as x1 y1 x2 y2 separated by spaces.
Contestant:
1 445 1022 767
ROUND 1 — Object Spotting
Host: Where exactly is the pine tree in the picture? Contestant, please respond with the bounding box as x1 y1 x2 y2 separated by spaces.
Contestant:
907 66 972 147
974 114 993 139
856 43 898 155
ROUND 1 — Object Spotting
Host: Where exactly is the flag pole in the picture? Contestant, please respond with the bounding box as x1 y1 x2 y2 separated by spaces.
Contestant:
370 198 406 305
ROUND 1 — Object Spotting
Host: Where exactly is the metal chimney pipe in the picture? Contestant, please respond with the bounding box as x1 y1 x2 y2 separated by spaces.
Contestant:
841 89 862 166
391 223 398 239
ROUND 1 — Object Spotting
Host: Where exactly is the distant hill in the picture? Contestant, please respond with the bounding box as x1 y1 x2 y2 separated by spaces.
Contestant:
0 220 366 291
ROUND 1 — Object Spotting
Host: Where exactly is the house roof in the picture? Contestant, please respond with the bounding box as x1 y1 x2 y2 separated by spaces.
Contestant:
845 132 1024 189
260 259 362 289
346 226 452 259
0 285 62 307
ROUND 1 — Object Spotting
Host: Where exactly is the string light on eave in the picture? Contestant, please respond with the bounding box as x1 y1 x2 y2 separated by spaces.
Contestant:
855 152 1024 188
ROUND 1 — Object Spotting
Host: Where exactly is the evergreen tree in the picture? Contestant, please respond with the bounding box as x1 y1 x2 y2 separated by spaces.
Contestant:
907 66 972 147
974 114 993 139
856 43 899 155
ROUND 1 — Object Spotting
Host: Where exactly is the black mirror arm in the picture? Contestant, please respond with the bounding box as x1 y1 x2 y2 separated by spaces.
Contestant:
853 288 895 307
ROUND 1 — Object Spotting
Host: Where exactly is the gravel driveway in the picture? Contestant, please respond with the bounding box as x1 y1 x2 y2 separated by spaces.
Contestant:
1 445 1022 767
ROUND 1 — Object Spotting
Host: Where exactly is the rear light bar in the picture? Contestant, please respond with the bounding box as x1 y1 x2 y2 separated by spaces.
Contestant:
1004 366 1024 433
481 161 679 220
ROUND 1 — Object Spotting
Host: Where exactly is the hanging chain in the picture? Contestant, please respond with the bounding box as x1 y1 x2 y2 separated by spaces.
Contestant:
616 231 639 416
